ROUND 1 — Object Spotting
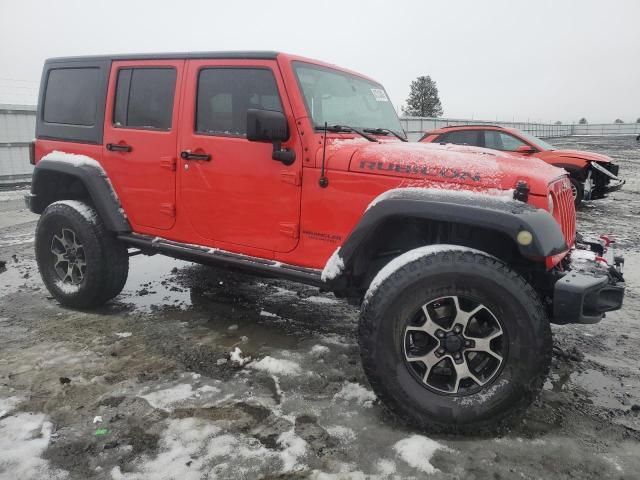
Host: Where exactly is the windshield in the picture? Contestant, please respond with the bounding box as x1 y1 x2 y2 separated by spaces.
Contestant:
293 61 404 136
516 130 556 151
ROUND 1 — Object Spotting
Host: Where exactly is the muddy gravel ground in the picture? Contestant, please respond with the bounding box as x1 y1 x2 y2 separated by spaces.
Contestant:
1 136 639 479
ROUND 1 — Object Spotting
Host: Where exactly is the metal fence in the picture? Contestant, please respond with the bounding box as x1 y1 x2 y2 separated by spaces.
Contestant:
0 104 36 185
1 106 639 184
400 117 640 142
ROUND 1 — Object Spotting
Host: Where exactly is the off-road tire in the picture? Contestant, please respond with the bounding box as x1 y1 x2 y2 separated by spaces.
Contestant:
359 246 552 435
570 177 584 207
35 201 129 309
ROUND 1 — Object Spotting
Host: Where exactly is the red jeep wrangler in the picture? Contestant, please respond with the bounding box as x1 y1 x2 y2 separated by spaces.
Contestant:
27 52 625 433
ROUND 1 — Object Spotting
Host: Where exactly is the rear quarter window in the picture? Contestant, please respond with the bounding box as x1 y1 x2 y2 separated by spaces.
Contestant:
43 68 100 126
36 60 109 144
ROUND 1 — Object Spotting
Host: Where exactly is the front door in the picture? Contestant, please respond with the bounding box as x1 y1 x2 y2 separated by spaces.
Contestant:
102 60 184 230
178 59 302 253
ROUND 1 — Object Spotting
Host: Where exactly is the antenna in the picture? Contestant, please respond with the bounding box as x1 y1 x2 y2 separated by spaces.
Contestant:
319 122 329 188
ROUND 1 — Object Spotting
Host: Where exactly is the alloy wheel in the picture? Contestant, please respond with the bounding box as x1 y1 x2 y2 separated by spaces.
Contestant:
403 295 506 394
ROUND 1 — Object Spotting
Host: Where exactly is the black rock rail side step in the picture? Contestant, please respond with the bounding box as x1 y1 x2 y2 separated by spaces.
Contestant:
117 233 324 287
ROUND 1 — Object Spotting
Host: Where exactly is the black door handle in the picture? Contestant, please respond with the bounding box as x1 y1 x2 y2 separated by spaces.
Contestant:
181 150 211 161
106 143 132 152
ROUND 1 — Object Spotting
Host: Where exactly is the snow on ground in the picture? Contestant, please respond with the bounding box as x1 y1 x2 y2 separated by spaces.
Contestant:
0 188 29 202
139 382 221 412
110 417 308 479
0 412 68 480
393 434 450 474
249 356 302 376
333 382 376 407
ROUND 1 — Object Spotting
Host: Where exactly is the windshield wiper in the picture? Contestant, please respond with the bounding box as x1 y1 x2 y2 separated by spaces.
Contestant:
363 128 408 142
319 124 378 142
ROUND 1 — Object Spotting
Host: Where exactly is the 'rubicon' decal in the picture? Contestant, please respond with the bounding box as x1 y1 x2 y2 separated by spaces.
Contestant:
358 160 481 182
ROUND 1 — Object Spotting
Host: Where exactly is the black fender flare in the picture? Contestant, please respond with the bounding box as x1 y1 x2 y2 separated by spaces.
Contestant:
29 156 131 232
330 188 567 284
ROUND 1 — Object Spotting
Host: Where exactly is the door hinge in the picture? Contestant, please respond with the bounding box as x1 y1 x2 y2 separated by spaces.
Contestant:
160 203 176 218
279 222 299 239
160 156 177 171
280 170 301 186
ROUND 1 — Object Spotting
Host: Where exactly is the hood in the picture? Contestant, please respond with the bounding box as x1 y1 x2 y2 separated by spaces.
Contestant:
330 140 566 195
550 149 612 164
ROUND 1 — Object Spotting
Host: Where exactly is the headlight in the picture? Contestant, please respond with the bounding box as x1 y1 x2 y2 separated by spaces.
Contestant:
548 194 554 215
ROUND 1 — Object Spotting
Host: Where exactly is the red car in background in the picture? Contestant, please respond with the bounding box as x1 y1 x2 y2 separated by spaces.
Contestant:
420 125 625 205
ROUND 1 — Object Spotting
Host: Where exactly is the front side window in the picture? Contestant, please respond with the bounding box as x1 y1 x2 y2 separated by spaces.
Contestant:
113 68 176 130
439 130 481 146
196 68 283 136
293 61 403 134
484 131 527 152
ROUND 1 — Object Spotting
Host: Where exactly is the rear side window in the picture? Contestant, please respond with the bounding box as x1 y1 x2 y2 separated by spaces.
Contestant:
196 68 282 136
439 130 481 146
113 68 176 130
43 68 100 126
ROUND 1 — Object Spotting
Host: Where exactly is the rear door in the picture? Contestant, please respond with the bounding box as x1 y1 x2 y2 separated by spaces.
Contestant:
103 60 184 230
178 59 303 253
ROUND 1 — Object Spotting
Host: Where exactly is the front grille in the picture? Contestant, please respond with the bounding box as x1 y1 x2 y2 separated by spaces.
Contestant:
550 177 576 247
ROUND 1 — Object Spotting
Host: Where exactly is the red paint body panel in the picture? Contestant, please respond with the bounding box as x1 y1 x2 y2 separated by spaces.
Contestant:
103 59 185 231
421 125 614 170
34 53 575 272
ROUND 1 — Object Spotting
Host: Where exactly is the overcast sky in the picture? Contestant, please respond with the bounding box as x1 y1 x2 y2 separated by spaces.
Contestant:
1 0 638 123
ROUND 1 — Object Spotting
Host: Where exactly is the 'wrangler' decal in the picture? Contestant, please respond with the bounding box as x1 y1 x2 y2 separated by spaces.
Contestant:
358 160 481 182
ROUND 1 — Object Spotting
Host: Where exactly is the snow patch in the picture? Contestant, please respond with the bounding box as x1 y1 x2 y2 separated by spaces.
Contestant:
366 186 515 212
110 417 305 479
229 347 251 367
326 425 356 442
393 434 449 474
364 245 492 303
115 332 132 338
321 247 344 282
304 295 340 305
250 356 302 376
140 383 221 412
42 150 104 170
310 344 330 356
54 280 81 295
376 459 396 475
333 382 376 407
50 199 99 225
277 429 308 472
0 412 68 479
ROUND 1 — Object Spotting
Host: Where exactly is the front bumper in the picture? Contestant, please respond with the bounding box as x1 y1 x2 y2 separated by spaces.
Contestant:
588 161 625 199
552 235 625 324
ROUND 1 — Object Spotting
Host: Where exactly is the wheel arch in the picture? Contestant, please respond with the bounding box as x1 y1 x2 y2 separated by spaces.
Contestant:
29 158 130 232
327 188 567 296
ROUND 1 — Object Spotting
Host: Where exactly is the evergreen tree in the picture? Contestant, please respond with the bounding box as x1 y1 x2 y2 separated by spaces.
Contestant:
402 76 443 117
614 118 624 124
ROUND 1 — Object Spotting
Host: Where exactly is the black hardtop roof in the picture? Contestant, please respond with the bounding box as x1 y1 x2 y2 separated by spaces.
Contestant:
45 51 280 64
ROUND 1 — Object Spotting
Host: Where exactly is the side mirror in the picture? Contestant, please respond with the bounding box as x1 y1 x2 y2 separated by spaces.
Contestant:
246 109 295 165
247 109 289 142
516 145 536 154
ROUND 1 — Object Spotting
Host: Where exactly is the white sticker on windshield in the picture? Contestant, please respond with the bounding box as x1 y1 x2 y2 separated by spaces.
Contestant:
371 88 389 102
